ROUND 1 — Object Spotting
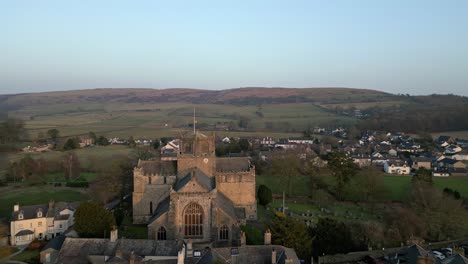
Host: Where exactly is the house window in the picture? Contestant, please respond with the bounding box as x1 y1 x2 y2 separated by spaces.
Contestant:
157 226 167 240
150 202 153 215
38 233 43 239
219 225 229 240
38 222 42 227
184 203 203 238
59 224 63 229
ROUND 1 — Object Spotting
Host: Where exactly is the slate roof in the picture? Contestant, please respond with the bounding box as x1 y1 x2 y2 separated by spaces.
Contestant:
212 245 300 264
149 196 171 224
56 238 183 264
137 160 177 175
54 214 70 221
11 202 76 221
442 254 468 264
42 235 66 251
216 157 251 172
174 169 214 192
216 192 244 220
397 244 431 264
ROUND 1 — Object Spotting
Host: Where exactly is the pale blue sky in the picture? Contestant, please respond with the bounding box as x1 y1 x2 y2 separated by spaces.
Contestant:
1 0 467 95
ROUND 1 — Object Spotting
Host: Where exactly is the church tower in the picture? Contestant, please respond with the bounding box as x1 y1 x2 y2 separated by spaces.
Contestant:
177 131 216 178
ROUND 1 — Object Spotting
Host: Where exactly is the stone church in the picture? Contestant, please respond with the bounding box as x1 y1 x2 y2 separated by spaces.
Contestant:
132 131 257 246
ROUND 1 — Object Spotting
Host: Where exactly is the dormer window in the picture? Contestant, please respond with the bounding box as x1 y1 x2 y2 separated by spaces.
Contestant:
37 208 43 218
18 210 24 220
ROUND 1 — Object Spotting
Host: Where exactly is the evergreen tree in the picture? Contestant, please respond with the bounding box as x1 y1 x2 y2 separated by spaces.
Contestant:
74 202 116 238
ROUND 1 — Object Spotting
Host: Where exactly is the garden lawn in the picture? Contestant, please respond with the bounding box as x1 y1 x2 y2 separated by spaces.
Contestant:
11 249 40 263
0 185 89 218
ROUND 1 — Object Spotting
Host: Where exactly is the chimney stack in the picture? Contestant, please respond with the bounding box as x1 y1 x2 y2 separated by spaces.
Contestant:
240 231 246 246
129 251 136 264
264 229 271 245
177 244 185 264
110 227 118 242
13 203 19 212
48 199 55 210
272 248 277 264
186 239 193 257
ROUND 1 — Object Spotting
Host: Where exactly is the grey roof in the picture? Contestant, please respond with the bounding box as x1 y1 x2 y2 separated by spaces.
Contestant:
11 204 48 221
137 160 177 175
211 245 300 264
11 202 76 221
42 235 66 251
174 169 214 192
54 214 70 221
56 238 183 264
443 254 468 264
216 157 251 172
149 196 170 224
15 229 34 236
397 244 431 264
216 192 244 220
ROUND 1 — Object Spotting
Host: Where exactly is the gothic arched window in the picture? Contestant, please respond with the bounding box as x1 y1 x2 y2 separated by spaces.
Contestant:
157 226 167 240
219 225 229 240
184 203 203 238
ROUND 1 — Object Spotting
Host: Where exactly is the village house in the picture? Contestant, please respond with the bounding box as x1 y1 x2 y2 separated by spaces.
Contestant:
435 135 455 147
444 144 462 155
10 201 75 246
288 137 315 144
383 160 411 175
79 135 94 147
409 156 432 170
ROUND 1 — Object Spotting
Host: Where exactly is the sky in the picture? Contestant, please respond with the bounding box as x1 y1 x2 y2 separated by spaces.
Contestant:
1 0 467 96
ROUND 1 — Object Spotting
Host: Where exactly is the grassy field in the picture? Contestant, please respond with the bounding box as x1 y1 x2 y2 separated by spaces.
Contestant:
0 185 89 219
10 249 40 263
257 174 468 202
11 101 356 140
431 131 468 139
7 145 132 172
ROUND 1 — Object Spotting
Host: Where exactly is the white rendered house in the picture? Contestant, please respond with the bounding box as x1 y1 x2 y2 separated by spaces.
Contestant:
10 201 75 246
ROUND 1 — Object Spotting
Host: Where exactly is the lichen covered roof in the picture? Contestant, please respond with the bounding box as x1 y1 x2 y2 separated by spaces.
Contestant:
137 160 177 175
216 157 251 172
56 237 183 264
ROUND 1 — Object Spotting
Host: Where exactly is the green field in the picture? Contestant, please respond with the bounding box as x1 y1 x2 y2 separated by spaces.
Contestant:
0 185 89 219
10 101 355 140
6 145 132 172
257 174 468 201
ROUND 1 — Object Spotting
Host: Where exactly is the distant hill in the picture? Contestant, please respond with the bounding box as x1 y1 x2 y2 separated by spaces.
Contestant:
1 87 395 107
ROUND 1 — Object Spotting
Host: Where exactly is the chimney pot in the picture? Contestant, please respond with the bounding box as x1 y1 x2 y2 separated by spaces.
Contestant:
264 229 271 245
13 203 19 212
110 227 118 242
272 248 277 264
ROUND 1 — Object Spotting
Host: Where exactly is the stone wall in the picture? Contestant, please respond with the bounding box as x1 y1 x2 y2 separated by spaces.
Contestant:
177 156 215 178
171 191 215 242
216 169 257 220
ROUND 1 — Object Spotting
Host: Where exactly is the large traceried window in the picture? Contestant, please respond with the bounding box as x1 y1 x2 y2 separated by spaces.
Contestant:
184 203 203 238
219 225 229 240
157 226 167 240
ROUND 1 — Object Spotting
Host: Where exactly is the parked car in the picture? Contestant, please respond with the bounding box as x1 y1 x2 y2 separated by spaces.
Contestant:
441 248 452 257
432 251 446 260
